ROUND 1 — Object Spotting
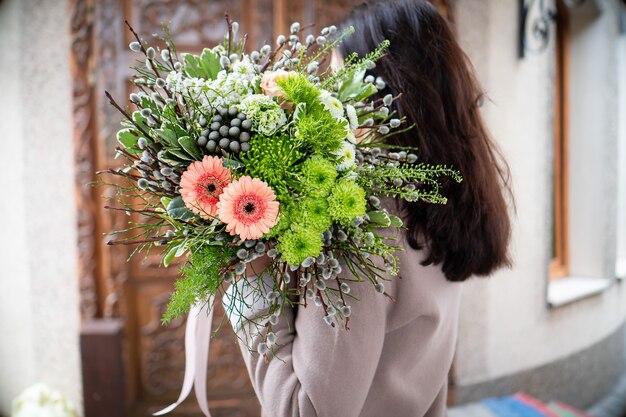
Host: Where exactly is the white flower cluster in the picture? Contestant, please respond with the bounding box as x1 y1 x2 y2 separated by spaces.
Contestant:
165 55 259 110
12 383 78 417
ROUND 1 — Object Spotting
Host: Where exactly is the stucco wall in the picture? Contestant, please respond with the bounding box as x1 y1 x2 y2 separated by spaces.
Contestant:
617 23 626 277
0 0 82 414
454 0 626 401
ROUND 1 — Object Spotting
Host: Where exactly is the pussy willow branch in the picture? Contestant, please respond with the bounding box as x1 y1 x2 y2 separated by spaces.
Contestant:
105 91 153 140
125 20 163 80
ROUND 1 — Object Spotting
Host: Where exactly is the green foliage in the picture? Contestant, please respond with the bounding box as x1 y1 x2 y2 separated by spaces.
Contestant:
328 180 367 226
276 73 321 107
322 39 390 93
279 224 324 266
116 128 142 154
162 244 236 323
277 74 347 154
166 196 196 221
294 112 346 154
336 67 378 102
299 155 337 197
177 136 203 159
239 133 303 199
299 197 332 233
357 163 462 204
182 48 221 80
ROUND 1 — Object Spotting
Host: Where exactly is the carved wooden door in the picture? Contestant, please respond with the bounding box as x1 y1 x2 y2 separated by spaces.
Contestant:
69 0 454 416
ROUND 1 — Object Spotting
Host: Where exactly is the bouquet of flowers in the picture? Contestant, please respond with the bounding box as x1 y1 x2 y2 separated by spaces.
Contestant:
101 17 461 350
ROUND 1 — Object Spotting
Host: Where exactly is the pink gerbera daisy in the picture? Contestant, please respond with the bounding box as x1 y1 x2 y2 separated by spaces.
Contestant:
179 156 232 218
216 176 279 240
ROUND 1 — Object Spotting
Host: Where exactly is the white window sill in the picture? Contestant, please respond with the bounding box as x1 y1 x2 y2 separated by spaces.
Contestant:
547 276 613 308
616 259 626 281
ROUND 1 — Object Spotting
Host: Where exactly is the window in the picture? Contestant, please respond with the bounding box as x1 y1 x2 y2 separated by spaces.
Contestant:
550 0 570 279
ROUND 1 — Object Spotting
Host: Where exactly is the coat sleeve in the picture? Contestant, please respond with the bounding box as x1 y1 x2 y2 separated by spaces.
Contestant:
223 273 389 417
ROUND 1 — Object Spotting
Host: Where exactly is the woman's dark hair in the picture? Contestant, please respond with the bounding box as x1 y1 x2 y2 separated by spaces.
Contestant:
340 0 513 281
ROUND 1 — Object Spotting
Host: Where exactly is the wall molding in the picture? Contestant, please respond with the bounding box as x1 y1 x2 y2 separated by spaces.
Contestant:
455 321 626 408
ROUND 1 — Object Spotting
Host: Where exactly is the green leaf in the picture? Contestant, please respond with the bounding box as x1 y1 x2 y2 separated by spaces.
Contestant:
222 159 244 170
167 196 196 220
116 128 142 154
117 128 137 148
199 48 221 80
139 95 160 113
336 68 366 101
163 119 187 138
355 83 378 101
158 150 188 166
388 214 404 228
163 244 179 267
182 49 221 80
368 210 391 227
154 128 177 146
178 136 203 160
337 66 380 102
175 242 188 257
168 148 195 161
183 53 202 78
132 111 149 132
160 196 172 209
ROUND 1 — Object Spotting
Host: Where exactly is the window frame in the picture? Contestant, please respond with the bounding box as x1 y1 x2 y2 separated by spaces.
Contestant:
550 0 571 279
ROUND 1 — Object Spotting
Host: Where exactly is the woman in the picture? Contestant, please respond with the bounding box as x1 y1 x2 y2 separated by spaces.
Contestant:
225 1 512 416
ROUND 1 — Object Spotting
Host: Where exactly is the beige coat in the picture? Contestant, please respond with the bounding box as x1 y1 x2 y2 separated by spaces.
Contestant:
227 229 464 417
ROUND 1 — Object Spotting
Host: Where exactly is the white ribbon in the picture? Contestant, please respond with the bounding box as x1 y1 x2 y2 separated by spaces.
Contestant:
153 297 215 417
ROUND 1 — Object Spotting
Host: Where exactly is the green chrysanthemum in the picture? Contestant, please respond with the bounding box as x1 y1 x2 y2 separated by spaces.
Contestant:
300 197 332 233
276 73 321 107
240 134 303 199
295 112 346 154
300 155 338 197
277 73 347 154
279 225 324 266
328 180 367 226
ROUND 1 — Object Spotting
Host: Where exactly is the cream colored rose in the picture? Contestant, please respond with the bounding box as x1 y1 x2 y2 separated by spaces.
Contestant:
260 70 295 98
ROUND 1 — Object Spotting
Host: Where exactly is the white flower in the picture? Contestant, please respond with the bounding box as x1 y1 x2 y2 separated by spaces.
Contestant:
231 56 258 83
346 104 359 130
344 121 357 144
334 141 356 171
318 89 344 119
12 384 79 417
240 94 287 135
